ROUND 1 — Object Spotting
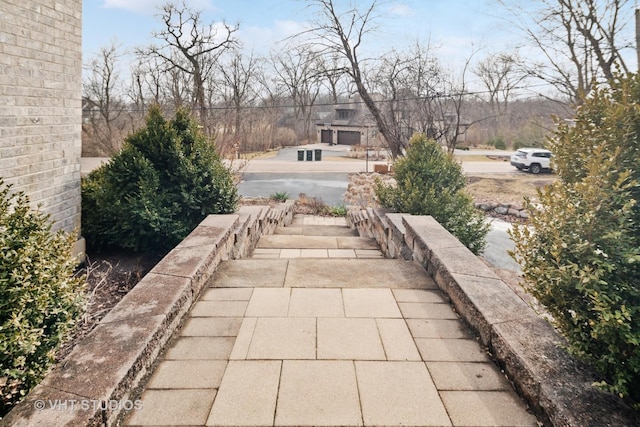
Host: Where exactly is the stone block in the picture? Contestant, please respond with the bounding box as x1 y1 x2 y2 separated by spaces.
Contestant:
443 273 530 345
37 315 169 422
490 318 639 426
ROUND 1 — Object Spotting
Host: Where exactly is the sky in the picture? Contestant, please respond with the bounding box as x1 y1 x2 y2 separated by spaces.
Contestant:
82 0 514 68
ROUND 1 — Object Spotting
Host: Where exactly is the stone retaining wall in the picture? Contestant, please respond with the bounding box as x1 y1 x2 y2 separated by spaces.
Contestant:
347 208 638 427
1 202 294 427
475 202 529 219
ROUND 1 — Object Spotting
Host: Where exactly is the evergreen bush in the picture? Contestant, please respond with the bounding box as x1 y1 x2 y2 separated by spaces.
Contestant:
510 74 640 406
376 133 489 254
82 106 238 253
0 179 84 416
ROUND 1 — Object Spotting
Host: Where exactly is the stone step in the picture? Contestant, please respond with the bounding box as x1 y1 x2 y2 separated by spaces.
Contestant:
252 248 384 259
275 225 358 237
256 235 379 250
207 259 438 289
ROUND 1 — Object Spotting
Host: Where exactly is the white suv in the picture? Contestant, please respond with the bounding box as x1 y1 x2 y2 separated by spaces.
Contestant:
510 148 552 174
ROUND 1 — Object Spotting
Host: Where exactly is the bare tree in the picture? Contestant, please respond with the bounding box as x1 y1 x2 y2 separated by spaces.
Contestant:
82 41 127 155
474 52 528 116
255 62 288 149
473 51 530 141
140 1 239 122
499 0 633 103
304 0 406 158
271 46 323 142
215 50 260 152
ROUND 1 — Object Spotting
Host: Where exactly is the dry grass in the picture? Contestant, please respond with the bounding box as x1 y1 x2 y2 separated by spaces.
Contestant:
454 154 508 162
466 173 555 206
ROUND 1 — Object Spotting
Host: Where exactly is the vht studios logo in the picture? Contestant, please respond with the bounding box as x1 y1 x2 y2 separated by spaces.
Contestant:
34 399 143 411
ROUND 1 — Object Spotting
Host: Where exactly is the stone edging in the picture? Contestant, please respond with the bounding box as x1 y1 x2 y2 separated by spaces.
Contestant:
347 208 639 427
474 202 529 219
1 201 295 427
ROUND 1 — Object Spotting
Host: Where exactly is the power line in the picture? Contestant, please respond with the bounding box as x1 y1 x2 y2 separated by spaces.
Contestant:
82 82 561 115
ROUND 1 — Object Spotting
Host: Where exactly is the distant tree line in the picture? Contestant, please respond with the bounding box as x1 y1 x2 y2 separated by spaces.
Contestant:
82 0 634 157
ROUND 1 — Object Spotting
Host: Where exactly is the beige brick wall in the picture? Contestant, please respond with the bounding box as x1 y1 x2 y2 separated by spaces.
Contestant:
0 0 82 233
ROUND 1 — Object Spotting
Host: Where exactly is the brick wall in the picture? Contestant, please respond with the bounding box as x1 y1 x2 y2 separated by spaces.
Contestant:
0 0 82 234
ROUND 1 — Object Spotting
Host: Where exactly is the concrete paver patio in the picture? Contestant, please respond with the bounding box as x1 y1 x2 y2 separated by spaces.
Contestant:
125 215 538 427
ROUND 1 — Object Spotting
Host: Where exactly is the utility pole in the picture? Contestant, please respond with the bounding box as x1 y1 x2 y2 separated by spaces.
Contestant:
636 9 640 71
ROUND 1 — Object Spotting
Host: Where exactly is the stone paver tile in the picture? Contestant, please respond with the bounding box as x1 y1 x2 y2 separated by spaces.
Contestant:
252 248 282 254
300 248 329 258
415 339 491 362
190 300 248 317
355 249 384 258
407 319 470 338
207 361 281 427
200 288 253 301
288 288 344 317
343 288 401 318
165 337 235 360
279 248 301 258
376 319 421 361
180 317 243 337
251 251 280 260
275 226 303 235
393 288 448 303
251 251 281 259
355 361 452 426
284 259 437 289
209 259 287 287
229 317 257 360
317 318 385 360
257 235 339 249
426 362 511 391
440 391 538 426
245 288 291 317
301 225 357 237
399 302 460 319
337 236 379 250
247 317 316 359
328 249 357 258
275 360 362 426
147 360 227 389
126 389 215 426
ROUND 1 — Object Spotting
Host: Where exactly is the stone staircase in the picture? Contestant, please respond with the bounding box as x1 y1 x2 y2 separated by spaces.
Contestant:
123 214 538 427
252 214 382 260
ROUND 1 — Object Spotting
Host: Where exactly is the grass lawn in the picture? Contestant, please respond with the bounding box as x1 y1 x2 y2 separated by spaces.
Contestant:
466 173 555 205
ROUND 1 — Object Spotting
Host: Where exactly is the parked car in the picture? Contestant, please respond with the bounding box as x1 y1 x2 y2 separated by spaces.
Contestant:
510 148 553 174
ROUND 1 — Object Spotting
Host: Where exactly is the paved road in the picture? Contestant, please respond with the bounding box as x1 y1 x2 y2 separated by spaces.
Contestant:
81 148 522 272
238 172 349 206
484 219 520 272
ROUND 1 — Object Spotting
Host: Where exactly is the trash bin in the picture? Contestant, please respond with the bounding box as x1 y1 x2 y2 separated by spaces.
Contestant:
306 150 313 161
297 150 304 161
314 149 322 161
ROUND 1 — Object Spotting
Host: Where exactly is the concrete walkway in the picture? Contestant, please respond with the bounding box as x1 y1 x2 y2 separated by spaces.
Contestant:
125 215 538 427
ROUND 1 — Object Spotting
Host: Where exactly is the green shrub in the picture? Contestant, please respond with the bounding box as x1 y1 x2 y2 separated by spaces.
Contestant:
82 106 238 253
323 204 347 217
376 133 489 254
510 74 640 406
0 179 85 416
489 136 507 150
270 191 290 202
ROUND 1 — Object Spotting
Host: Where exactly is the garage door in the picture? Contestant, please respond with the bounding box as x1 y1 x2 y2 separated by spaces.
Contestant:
337 130 361 145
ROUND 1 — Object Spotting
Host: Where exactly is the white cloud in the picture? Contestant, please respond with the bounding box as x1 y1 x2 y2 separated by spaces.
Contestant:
387 3 413 17
239 19 310 53
101 0 214 15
